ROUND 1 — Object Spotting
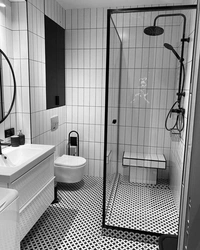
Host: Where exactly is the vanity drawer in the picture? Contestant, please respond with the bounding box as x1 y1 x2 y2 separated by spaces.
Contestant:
10 154 54 209
19 177 54 241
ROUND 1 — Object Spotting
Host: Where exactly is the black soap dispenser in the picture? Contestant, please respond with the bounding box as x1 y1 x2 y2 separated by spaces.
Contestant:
18 130 25 145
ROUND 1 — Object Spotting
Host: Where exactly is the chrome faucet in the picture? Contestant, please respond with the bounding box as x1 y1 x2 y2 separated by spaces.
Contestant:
0 139 11 155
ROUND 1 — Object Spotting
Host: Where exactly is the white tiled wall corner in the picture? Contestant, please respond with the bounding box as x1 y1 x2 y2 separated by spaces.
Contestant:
12 1 31 142
169 8 196 210
0 1 31 143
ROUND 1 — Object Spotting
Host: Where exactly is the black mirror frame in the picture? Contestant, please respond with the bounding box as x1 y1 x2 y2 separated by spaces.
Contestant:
0 49 16 124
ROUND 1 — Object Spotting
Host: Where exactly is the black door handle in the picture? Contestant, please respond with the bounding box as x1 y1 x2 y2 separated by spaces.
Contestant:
112 119 117 124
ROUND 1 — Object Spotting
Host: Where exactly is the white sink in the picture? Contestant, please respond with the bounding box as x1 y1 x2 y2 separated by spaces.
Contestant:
2 147 42 167
0 156 14 167
0 144 55 183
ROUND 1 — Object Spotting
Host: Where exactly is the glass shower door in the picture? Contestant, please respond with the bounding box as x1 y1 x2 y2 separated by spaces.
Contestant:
103 15 122 228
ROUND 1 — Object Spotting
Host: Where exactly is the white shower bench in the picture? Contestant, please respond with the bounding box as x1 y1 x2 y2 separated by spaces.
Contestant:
122 151 166 184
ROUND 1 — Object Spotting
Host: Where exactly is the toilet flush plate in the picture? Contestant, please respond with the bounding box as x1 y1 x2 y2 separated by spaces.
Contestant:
51 115 59 131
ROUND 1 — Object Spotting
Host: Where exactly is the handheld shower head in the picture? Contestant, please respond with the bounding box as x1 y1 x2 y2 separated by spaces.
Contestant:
164 43 181 61
163 43 174 50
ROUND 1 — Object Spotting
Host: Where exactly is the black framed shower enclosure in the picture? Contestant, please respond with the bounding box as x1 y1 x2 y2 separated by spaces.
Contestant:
103 4 197 238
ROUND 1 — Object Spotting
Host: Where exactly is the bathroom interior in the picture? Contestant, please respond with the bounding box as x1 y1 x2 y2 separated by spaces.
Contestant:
0 0 200 250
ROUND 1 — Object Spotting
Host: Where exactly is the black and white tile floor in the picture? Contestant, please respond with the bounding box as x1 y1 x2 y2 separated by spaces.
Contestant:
21 176 170 250
106 175 179 235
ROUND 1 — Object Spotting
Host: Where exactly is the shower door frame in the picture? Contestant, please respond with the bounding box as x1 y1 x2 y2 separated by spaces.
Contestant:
103 4 197 237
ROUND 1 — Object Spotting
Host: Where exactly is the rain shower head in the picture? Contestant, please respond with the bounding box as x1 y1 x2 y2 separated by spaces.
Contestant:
164 43 181 61
144 25 164 36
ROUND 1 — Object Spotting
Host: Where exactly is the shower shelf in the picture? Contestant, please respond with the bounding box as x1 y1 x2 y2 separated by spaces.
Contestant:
122 151 166 169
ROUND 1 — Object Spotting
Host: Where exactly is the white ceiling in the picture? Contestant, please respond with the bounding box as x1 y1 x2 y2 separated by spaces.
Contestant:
56 0 191 10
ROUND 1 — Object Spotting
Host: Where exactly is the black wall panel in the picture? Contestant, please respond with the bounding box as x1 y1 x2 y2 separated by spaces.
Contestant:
45 15 65 109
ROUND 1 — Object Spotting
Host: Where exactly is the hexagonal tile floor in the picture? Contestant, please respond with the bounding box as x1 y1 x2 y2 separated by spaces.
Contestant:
106 175 179 235
21 176 161 250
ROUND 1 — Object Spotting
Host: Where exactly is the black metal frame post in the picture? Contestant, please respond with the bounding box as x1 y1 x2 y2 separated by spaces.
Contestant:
102 15 122 228
102 8 111 228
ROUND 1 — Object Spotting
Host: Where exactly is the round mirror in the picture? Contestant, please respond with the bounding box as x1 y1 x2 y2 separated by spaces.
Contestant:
0 49 16 123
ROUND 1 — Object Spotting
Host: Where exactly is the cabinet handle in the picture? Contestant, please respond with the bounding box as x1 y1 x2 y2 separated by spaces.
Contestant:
55 96 59 105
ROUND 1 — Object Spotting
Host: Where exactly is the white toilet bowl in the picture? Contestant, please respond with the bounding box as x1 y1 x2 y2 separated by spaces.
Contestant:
54 155 86 183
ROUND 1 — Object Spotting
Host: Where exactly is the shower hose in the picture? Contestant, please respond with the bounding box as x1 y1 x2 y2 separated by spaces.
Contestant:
165 62 185 132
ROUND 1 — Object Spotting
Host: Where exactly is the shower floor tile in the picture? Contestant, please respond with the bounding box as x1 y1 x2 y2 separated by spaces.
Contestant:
21 176 159 250
106 176 179 235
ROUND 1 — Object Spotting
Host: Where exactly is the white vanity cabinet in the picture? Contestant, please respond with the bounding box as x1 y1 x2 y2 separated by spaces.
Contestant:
13 154 54 240
0 144 55 241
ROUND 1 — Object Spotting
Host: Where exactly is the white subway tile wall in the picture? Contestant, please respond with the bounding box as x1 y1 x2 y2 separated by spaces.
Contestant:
66 5 196 182
65 8 107 177
12 2 31 143
111 8 196 196
0 1 15 140
0 1 31 142
112 10 182 180
107 19 122 175
27 0 66 159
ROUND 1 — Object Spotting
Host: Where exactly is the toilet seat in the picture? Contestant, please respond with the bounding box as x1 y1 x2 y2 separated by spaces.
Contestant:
55 155 86 168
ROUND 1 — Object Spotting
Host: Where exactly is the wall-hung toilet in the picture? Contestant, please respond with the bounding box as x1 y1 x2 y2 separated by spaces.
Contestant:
54 155 86 183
